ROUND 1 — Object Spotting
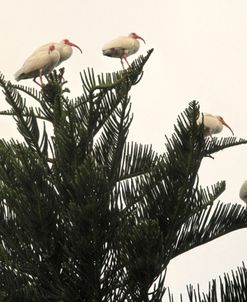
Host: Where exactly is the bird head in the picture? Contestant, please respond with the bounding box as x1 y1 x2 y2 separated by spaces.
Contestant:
217 116 234 135
129 33 146 44
62 39 83 53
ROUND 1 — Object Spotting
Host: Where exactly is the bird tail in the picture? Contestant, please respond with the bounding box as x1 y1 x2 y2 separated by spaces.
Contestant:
102 49 114 57
14 69 24 81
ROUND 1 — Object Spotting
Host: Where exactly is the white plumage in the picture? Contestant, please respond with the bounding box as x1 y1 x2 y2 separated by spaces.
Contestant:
31 39 82 65
15 44 60 85
102 32 145 68
197 113 234 136
14 39 82 85
239 180 247 206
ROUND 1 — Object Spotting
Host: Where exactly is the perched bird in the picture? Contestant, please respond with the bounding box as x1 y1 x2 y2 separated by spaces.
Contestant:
239 180 247 206
102 32 145 68
14 39 82 85
15 44 60 86
196 113 234 137
31 39 82 66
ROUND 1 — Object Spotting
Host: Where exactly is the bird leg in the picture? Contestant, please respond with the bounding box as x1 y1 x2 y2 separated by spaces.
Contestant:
207 129 213 139
33 69 44 87
33 77 42 87
120 56 131 69
123 56 131 68
39 69 44 86
120 58 125 69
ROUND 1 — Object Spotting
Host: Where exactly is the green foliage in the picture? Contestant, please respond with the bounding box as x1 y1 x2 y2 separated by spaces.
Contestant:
0 49 246 301
172 263 247 302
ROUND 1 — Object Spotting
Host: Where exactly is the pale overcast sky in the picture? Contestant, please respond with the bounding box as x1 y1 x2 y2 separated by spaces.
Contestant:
1 0 247 300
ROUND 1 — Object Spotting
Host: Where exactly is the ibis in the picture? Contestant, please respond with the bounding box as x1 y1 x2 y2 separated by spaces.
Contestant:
197 113 234 137
102 32 145 68
15 39 82 85
15 44 60 86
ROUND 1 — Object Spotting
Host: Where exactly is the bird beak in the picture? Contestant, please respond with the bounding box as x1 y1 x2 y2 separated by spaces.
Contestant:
136 35 146 44
222 120 234 136
68 41 83 54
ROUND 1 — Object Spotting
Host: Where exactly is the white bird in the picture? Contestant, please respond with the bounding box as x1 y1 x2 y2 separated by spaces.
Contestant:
15 39 82 85
31 39 82 66
102 32 145 68
196 113 234 137
239 180 247 206
15 44 60 86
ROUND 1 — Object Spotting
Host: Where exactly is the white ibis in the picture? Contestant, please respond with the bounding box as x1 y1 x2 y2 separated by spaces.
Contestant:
239 180 247 206
15 44 60 86
14 39 82 85
197 113 234 137
31 39 82 66
102 32 145 68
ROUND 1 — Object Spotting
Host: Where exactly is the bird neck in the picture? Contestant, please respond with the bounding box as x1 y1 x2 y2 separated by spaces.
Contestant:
60 45 73 61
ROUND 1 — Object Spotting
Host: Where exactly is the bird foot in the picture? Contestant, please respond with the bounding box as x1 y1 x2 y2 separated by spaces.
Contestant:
33 77 45 88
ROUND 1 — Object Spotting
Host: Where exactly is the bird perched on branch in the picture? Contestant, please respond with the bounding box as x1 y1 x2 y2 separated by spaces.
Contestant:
196 113 234 137
15 44 60 86
102 32 145 68
15 39 82 85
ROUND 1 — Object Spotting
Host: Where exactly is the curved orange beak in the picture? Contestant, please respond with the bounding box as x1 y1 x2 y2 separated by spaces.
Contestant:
222 120 234 136
67 40 83 54
136 35 146 44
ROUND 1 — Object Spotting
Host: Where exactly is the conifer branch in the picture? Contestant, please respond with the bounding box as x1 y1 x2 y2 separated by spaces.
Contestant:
0 109 48 121
0 48 246 301
173 263 247 302
0 76 48 161
173 201 247 258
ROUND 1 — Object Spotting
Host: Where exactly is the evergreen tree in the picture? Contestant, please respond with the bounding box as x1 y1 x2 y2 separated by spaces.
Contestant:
0 49 246 301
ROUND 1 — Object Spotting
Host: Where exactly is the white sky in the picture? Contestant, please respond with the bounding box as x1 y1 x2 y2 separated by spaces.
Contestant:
1 0 247 300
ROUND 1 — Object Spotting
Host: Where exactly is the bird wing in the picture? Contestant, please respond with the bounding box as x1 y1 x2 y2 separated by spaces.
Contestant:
202 113 214 117
15 50 60 80
196 113 214 124
102 36 136 51
32 42 58 54
24 51 53 69
32 42 66 66
24 42 60 62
